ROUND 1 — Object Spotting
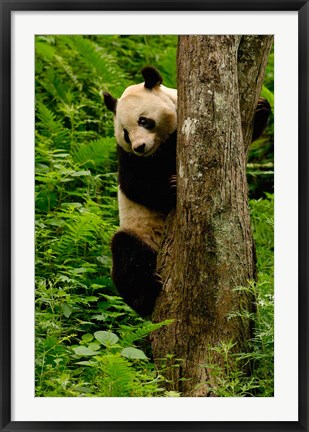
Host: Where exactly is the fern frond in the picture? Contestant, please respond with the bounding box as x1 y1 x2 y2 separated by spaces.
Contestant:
71 137 116 171
99 354 135 397
35 40 56 61
61 36 129 94
54 54 83 92
37 68 71 105
121 320 173 346
36 102 71 148
55 210 112 257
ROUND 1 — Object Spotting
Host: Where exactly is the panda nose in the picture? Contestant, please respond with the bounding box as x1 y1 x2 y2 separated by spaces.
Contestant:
134 143 146 154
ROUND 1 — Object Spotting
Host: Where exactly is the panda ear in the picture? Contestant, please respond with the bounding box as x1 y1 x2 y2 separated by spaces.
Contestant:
141 66 163 90
104 92 117 113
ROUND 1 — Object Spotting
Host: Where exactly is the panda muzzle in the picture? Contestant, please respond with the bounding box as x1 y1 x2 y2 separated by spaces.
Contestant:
133 143 147 154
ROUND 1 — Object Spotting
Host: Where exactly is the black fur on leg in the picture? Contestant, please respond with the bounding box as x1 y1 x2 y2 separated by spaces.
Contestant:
111 230 161 317
252 98 271 142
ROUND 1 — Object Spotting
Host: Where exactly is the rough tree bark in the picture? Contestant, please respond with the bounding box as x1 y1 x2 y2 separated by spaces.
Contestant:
151 35 273 396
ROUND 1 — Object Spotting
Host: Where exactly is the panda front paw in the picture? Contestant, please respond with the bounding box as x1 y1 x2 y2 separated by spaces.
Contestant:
252 97 271 142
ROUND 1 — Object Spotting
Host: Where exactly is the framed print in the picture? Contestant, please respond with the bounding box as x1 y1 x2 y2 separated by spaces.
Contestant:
1 0 308 431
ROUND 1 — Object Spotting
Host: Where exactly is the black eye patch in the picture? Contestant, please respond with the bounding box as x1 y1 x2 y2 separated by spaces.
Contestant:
138 117 156 130
123 128 131 144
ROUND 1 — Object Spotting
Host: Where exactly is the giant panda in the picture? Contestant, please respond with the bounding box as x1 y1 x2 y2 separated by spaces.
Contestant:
104 66 270 317
104 67 176 317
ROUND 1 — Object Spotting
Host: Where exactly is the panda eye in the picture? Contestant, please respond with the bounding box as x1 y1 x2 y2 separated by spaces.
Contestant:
139 118 147 126
138 117 155 130
123 128 131 145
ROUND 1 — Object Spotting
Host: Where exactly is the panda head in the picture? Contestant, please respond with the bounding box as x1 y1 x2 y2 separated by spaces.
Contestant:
104 67 177 157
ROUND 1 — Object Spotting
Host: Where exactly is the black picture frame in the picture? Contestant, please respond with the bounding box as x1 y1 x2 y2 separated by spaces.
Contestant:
1 1 308 431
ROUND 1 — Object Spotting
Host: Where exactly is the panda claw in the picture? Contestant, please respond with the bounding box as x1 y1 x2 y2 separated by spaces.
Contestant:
169 174 177 188
155 272 163 283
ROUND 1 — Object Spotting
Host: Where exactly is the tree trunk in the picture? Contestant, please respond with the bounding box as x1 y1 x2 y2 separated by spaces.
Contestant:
151 35 273 396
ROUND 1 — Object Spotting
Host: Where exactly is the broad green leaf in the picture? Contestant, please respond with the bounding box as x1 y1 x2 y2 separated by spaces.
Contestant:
92 313 107 321
62 303 73 318
88 342 100 351
82 333 93 343
84 296 99 302
75 386 92 394
94 331 119 347
76 360 96 366
71 170 91 177
73 346 97 356
120 347 147 360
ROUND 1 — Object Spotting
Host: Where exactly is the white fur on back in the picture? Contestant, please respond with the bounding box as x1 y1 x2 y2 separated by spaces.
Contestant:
118 188 165 251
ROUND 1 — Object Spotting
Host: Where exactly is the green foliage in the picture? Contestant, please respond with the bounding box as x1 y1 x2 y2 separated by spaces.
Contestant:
35 34 177 397
99 35 177 88
35 35 274 398
71 137 116 170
